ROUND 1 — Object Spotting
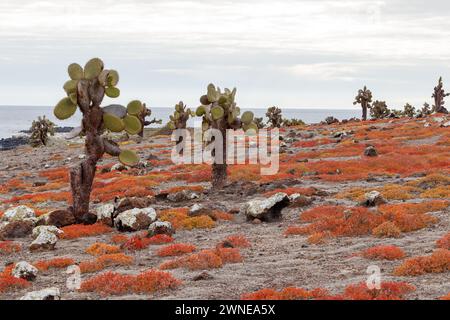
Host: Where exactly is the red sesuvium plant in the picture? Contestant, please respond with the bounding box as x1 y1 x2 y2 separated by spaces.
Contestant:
217 235 251 249
122 234 174 251
53 58 143 223
60 223 113 239
436 232 450 250
0 264 31 293
156 243 197 257
0 241 21 255
360 245 406 260
393 249 450 276
79 270 181 296
33 258 75 271
85 243 121 256
241 282 415 300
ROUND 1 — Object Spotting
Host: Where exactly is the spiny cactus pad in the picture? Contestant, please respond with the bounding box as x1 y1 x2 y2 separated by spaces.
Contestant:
103 113 125 132
54 97 77 120
123 115 143 135
127 100 144 115
119 149 139 166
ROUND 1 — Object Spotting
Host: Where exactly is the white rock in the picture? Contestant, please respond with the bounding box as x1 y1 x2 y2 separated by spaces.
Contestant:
240 192 290 221
3 205 35 222
111 163 129 171
95 203 115 221
148 221 175 236
441 120 450 128
29 231 58 251
363 191 386 207
114 207 157 231
20 287 60 300
12 261 38 281
32 225 63 239
78 154 86 159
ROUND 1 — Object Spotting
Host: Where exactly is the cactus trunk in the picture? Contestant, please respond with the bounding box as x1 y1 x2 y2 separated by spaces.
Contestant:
212 127 227 189
70 104 104 223
362 103 367 121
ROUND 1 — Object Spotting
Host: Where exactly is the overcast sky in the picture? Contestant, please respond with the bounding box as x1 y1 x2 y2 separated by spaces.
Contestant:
1 0 450 109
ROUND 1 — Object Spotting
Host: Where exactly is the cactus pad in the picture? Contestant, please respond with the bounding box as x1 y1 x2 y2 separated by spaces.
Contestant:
127 100 144 115
241 111 254 125
103 112 125 132
105 86 120 98
119 150 139 166
54 97 77 120
123 115 142 135
68 63 84 80
211 106 225 120
84 58 104 80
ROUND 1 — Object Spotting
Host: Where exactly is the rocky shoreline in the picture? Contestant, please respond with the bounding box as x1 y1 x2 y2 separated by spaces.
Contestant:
0 127 74 151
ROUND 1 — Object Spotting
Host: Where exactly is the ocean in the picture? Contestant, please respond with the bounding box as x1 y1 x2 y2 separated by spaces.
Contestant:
0 106 360 139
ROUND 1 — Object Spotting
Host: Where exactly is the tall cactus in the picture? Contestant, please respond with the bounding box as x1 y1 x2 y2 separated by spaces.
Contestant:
168 101 195 129
353 86 372 121
266 106 283 128
136 102 161 137
29 116 55 147
370 100 390 119
402 103 416 117
432 77 449 114
196 84 257 189
54 58 141 223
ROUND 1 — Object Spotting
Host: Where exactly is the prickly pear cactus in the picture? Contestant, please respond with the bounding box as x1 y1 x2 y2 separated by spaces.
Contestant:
402 103 416 117
282 118 305 127
421 102 432 116
54 58 141 223
370 100 390 119
432 77 449 114
168 101 195 129
265 106 283 128
29 116 55 147
196 84 257 189
253 117 265 129
353 86 373 120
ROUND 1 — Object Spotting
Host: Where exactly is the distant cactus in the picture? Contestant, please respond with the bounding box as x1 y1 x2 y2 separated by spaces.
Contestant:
266 106 283 128
421 102 432 116
432 77 449 114
137 102 161 137
253 117 265 129
196 84 257 189
353 86 372 121
402 103 416 117
53 58 141 223
370 100 390 119
168 101 195 129
29 116 55 147
282 118 305 127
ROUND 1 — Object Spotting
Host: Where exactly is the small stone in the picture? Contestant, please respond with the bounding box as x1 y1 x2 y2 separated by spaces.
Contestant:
189 204 211 217
252 218 262 224
114 207 157 231
115 196 155 214
192 271 213 281
32 181 47 187
0 220 34 238
78 154 86 159
2 205 35 222
29 231 58 251
241 193 290 222
441 120 450 128
12 261 38 281
364 145 378 157
36 209 75 228
362 191 387 207
20 287 60 300
288 194 313 207
32 225 63 239
95 203 115 226
111 163 129 171
148 221 175 237
167 190 200 202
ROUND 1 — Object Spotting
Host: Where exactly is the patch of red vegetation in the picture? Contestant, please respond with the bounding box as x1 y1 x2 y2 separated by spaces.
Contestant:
86 243 121 256
217 235 251 249
110 234 129 245
79 270 181 296
393 249 450 276
334 281 416 300
0 274 30 293
436 232 450 250
241 287 329 300
360 245 405 260
156 243 197 257
159 207 215 230
122 233 174 251
79 253 134 274
60 223 113 239
264 187 317 197
0 241 21 254
33 258 75 271
160 185 204 194
441 293 450 300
